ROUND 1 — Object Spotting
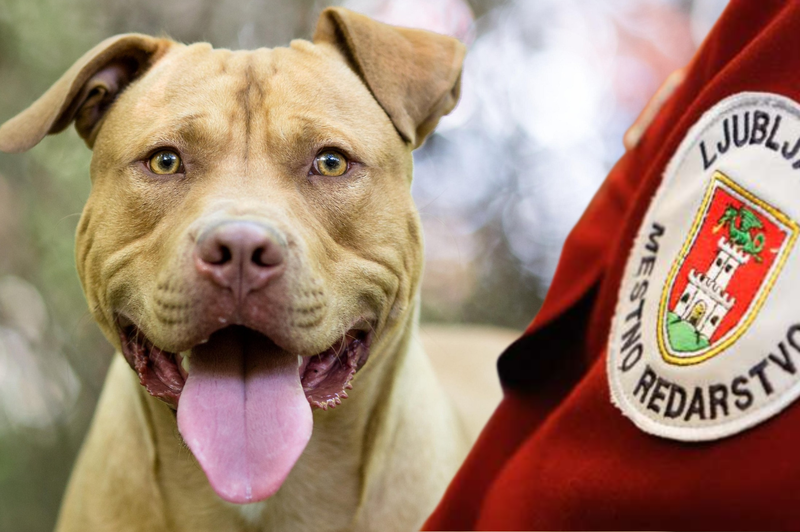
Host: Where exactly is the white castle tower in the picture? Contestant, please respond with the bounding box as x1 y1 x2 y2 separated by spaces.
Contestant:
673 237 749 339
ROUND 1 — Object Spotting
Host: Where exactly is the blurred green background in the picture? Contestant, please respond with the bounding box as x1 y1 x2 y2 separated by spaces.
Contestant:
0 0 725 529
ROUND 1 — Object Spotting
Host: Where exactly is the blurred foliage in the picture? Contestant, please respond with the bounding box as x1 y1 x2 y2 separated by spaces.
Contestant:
0 3 104 531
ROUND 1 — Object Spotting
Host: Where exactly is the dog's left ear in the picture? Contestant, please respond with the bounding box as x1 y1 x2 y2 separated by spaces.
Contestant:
314 7 466 149
0 34 173 153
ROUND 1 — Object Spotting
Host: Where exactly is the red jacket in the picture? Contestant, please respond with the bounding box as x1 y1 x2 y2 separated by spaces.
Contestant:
425 1 800 529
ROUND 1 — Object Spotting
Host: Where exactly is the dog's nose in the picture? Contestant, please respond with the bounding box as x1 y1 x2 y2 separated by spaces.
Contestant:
195 221 285 296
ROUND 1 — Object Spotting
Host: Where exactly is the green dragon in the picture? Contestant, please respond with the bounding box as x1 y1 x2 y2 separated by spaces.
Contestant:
714 204 765 261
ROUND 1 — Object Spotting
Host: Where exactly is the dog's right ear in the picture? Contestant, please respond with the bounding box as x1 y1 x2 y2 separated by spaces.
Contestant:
0 34 173 153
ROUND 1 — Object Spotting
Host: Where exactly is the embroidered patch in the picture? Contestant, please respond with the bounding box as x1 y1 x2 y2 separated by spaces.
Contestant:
608 93 800 441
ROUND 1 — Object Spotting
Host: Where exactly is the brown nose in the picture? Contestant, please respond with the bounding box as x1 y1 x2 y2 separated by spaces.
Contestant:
195 221 285 297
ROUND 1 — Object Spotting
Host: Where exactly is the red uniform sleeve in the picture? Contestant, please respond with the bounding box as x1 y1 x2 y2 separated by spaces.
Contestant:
424 1 800 530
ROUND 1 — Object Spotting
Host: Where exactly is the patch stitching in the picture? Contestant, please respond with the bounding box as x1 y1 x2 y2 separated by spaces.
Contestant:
607 92 800 441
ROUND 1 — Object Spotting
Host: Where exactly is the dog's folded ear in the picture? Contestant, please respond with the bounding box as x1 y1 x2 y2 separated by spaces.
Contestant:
314 7 466 149
0 34 172 153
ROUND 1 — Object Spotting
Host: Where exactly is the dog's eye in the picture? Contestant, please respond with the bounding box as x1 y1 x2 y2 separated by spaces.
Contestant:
313 150 348 177
149 150 182 175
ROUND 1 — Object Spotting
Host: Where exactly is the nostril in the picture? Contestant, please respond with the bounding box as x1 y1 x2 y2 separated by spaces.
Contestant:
251 244 284 268
252 247 267 267
217 245 232 265
195 221 286 291
197 238 233 266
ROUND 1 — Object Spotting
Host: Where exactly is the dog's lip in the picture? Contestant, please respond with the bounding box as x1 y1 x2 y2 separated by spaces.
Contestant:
115 313 374 411
115 312 373 357
299 326 373 409
117 319 185 409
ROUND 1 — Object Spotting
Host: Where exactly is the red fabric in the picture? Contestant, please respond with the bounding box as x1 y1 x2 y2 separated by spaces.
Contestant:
424 1 800 530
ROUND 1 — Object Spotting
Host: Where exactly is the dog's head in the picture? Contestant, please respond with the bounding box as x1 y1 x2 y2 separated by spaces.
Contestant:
0 8 464 504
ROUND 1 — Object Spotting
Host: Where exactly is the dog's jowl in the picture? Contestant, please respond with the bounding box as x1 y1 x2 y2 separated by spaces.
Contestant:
0 8 467 531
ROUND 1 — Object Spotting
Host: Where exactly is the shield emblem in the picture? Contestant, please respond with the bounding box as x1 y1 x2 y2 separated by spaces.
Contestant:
657 171 799 365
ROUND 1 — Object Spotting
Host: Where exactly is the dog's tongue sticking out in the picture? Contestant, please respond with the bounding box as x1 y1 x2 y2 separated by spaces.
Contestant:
177 327 312 504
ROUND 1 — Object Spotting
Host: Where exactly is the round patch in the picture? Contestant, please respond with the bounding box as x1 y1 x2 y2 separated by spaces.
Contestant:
608 92 800 441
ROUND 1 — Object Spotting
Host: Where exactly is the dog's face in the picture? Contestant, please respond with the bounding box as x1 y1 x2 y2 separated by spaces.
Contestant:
0 8 464 504
84 40 415 398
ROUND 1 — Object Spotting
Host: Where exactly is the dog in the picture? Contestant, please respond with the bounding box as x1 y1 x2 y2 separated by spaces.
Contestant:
0 7 483 531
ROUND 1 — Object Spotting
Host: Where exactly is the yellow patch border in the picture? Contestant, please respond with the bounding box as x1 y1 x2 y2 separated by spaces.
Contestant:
656 171 799 366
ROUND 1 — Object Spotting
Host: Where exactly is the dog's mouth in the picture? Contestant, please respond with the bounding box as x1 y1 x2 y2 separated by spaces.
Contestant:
117 319 372 504
118 321 371 411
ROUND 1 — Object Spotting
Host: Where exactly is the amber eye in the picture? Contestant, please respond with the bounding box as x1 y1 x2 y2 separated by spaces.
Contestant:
314 150 348 177
149 150 182 175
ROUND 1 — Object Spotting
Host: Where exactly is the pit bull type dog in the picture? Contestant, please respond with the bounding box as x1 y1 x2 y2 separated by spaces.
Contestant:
0 8 471 531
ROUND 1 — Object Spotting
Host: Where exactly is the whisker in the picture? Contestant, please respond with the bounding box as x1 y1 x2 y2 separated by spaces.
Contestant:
57 212 83 223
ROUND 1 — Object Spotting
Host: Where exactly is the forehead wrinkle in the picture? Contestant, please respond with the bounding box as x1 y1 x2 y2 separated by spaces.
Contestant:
117 112 227 163
158 116 214 146
111 46 257 164
283 115 361 151
263 97 393 167
242 51 275 168
266 56 394 150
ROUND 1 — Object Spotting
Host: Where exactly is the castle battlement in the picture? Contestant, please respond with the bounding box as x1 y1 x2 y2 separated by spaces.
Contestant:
688 269 735 309
718 236 750 264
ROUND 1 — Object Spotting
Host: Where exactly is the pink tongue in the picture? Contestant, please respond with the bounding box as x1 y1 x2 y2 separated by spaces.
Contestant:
177 328 312 504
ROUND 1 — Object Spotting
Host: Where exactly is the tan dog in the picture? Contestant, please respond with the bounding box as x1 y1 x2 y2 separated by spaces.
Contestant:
0 7 476 531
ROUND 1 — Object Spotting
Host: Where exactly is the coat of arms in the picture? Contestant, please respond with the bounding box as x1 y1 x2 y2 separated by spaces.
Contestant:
657 171 799 365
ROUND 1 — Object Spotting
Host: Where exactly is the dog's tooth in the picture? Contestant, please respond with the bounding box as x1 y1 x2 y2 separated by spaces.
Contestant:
181 350 191 359
298 355 303 367
180 355 191 374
